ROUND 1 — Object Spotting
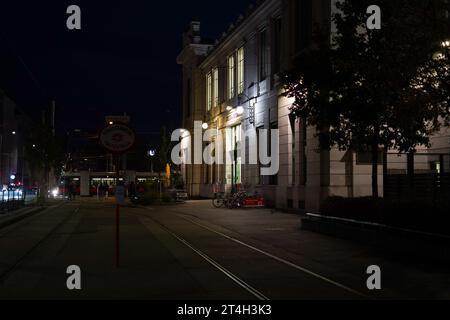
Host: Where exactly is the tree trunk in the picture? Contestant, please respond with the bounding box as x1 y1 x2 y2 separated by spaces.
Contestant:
37 170 47 204
371 129 380 198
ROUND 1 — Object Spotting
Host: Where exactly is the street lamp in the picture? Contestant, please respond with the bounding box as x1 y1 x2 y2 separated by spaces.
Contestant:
0 129 20 188
238 93 256 124
202 122 209 130
148 149 156 173
227 93 255 124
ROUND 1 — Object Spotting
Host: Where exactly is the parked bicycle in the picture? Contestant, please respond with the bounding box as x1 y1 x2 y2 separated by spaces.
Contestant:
212 192 227 208
225 190 247 209
213 190 248 209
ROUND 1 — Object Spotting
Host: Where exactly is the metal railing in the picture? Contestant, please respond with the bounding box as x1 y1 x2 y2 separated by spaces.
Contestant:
0 189 38 213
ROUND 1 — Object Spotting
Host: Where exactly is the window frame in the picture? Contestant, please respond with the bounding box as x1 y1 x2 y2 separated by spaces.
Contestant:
213 67 219 107
228 54 236 99
206 71 212 111
237 47 245 94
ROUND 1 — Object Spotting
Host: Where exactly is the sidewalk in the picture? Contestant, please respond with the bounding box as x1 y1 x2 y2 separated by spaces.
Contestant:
165 200 450 299
0 199 65 229
0 206 44 229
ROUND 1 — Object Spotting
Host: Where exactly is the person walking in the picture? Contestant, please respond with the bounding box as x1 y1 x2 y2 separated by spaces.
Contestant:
68 182 75 201
104 183 109 199
128 181 136 199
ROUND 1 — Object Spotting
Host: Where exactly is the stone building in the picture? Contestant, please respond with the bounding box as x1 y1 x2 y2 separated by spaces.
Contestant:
0 89 20 187
177 0 450 211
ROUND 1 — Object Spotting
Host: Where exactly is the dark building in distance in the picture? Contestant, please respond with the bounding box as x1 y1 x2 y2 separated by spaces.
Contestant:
0 89 30 189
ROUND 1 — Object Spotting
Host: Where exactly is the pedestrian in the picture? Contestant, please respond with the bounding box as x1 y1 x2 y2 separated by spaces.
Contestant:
104 183 109 199
115 181 126 206
128 181 136 199
71 182 77 201
68 182 75 201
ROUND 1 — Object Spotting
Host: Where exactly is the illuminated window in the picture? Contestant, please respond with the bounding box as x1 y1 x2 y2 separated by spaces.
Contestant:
234 125 242 185
206 72 212 111
237 47 245 94
213 68 219 107
226 124 242 185
228 55 235 99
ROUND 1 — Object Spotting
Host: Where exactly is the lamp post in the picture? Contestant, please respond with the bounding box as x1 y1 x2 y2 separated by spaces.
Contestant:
234 93 256 125
148 149 156 173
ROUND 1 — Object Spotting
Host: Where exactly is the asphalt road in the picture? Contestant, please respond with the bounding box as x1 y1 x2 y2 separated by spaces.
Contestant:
0 198 449 300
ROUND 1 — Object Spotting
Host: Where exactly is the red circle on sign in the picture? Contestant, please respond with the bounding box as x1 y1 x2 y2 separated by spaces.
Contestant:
99 124 136 154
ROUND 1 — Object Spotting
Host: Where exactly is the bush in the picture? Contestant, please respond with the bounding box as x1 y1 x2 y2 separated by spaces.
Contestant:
134 191 174 205
134 192 159 206
162 194 173 203
321 197 450 235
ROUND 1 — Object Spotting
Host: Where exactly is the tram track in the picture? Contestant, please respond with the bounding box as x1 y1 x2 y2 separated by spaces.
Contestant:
0 204 80 284
132 208 368 300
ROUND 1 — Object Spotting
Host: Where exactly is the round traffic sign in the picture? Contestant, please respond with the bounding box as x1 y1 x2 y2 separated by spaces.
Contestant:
99 124 136 154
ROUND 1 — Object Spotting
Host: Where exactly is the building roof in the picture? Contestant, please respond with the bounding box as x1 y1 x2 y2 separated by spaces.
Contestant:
203 0 267 59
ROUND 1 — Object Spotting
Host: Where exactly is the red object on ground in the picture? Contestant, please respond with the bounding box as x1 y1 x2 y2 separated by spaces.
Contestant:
243 196 265 207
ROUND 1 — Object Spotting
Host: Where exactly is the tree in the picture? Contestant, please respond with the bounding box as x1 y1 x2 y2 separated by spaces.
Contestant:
156 127 178 188
25 124 63 201
156 127 171 173
283 0 450 198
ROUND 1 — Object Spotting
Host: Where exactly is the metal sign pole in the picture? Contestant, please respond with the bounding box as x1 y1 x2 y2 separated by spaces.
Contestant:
99 123 135 269
115 154 120 268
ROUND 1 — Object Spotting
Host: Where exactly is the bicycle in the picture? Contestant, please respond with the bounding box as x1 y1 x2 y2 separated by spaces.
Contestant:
225 190 247 209
212 192 227 208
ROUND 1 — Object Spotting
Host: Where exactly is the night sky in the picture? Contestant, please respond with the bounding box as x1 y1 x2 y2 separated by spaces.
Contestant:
0 0 253 143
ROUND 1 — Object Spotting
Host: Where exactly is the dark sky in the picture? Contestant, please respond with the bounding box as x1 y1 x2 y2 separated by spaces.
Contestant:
0 0 253 143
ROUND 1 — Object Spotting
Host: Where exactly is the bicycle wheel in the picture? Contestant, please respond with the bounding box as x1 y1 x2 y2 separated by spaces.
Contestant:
225 197 236 209
212 198 224 208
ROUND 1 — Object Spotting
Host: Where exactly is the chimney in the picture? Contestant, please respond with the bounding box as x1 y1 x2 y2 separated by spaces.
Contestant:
183 20 201 47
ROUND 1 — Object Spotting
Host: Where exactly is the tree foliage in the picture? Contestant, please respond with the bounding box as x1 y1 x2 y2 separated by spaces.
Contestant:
283 0 450 197
25 124 63 196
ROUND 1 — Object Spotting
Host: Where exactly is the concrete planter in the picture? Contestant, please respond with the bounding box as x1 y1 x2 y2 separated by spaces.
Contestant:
302 213 450 263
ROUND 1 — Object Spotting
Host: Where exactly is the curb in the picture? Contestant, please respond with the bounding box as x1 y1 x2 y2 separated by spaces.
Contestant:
0 206 46 230
301 214 450 264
